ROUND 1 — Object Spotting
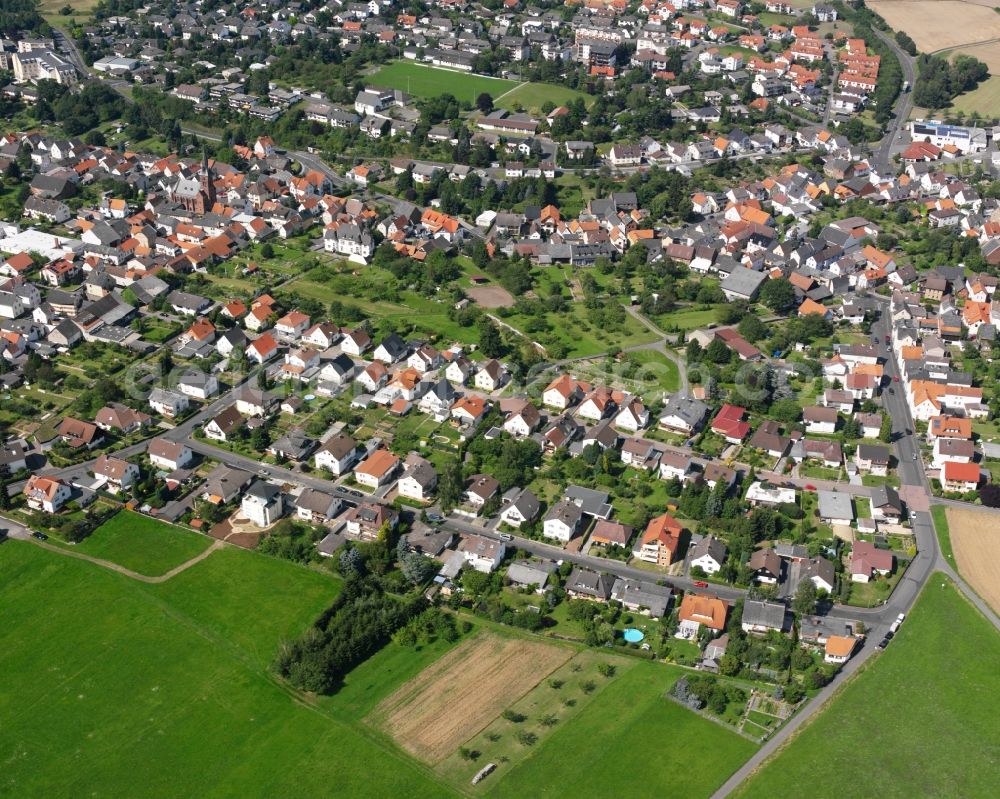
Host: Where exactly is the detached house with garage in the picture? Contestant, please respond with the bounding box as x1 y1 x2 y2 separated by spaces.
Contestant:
148 438 194 471
688 534 727 575
397 454 438 501
459 534 506 573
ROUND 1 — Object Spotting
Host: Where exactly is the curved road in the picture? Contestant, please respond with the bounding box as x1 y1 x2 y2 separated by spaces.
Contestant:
871 27 917 173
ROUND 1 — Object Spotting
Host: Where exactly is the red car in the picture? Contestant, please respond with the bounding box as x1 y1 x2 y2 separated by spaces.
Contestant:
804 484 817 491
693 580 709 588
893 375 899 382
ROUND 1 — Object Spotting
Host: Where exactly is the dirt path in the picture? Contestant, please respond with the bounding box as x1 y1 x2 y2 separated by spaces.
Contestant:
29 537 224 584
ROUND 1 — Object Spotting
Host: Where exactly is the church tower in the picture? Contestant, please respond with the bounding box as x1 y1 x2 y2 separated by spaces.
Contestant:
199 148 216 209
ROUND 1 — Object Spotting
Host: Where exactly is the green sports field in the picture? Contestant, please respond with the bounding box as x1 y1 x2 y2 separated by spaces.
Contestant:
495 82 594 113
369 61 520 104
68 510 211 576
733 576 1000 798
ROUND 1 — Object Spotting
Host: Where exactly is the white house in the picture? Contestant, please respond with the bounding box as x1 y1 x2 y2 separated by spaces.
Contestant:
688 535 726 575
177 371 219 400
241 481 284 527
147 438 193 471
313 433 357 475
396 454 437 501
353 449 400 489
24 474 71 513
542 499 584 542
93 453 140 494
148 388 189 418
474 360 504 392
458 534 506 573
445 356 473 385
499 488 541 528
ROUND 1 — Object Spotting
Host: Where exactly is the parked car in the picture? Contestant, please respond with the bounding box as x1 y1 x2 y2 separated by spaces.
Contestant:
499 533 514 542
31 531 48 541
693 580 709 588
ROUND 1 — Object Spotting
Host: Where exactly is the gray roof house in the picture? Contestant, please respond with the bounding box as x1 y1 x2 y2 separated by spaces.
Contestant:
565 567 614 601
564 485 613 519
741 599 788 633
506 559 557 590
610 577 672 618
817 489 854 524
659 394 709 434
721 266 768 301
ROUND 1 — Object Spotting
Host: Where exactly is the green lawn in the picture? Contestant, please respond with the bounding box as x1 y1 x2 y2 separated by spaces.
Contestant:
626 349 682 393
70 510 212 577
931 504 955 565
495 82 594 113
488 660 757 798
370 61 520 104
0 542 457 798
733 576 1000 798
653 306 723 333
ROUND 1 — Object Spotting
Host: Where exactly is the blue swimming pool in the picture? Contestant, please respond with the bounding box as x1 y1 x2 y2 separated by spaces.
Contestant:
623 628 644 643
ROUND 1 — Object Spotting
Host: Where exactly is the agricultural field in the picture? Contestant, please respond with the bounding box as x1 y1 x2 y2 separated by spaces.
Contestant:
488 660 758 799
945 505 1000 615
370 61 520 104
0 541 461 798
65 510 212 576
370 632 573 763
495 82 593 114
868 1 1000 52
947 74 1000 117
733 577 1000 798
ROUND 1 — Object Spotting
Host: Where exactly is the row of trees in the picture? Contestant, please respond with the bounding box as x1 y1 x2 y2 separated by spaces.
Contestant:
273 577 427 694
913 54 990 110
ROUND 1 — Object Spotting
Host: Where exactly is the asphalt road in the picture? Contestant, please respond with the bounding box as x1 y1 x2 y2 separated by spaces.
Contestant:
871 27 917 173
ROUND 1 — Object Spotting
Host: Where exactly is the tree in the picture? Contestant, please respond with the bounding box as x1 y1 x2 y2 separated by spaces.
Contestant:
705 337 732 364
399 549 437 585
979 483 1000 508
879 414 893 443
475 92 494 114
338 546 365 578
0 480 9 510
478 316 504 358
738 314 768 342
437 457 464 511
760 278 796 312
792 578 818 616
770 397 802 424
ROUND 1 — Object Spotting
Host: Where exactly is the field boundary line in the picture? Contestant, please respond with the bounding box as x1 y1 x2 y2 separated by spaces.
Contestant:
493 81 529 103
26 536 223 583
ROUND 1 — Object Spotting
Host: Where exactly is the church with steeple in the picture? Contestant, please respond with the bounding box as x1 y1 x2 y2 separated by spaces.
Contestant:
171 150 216 215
